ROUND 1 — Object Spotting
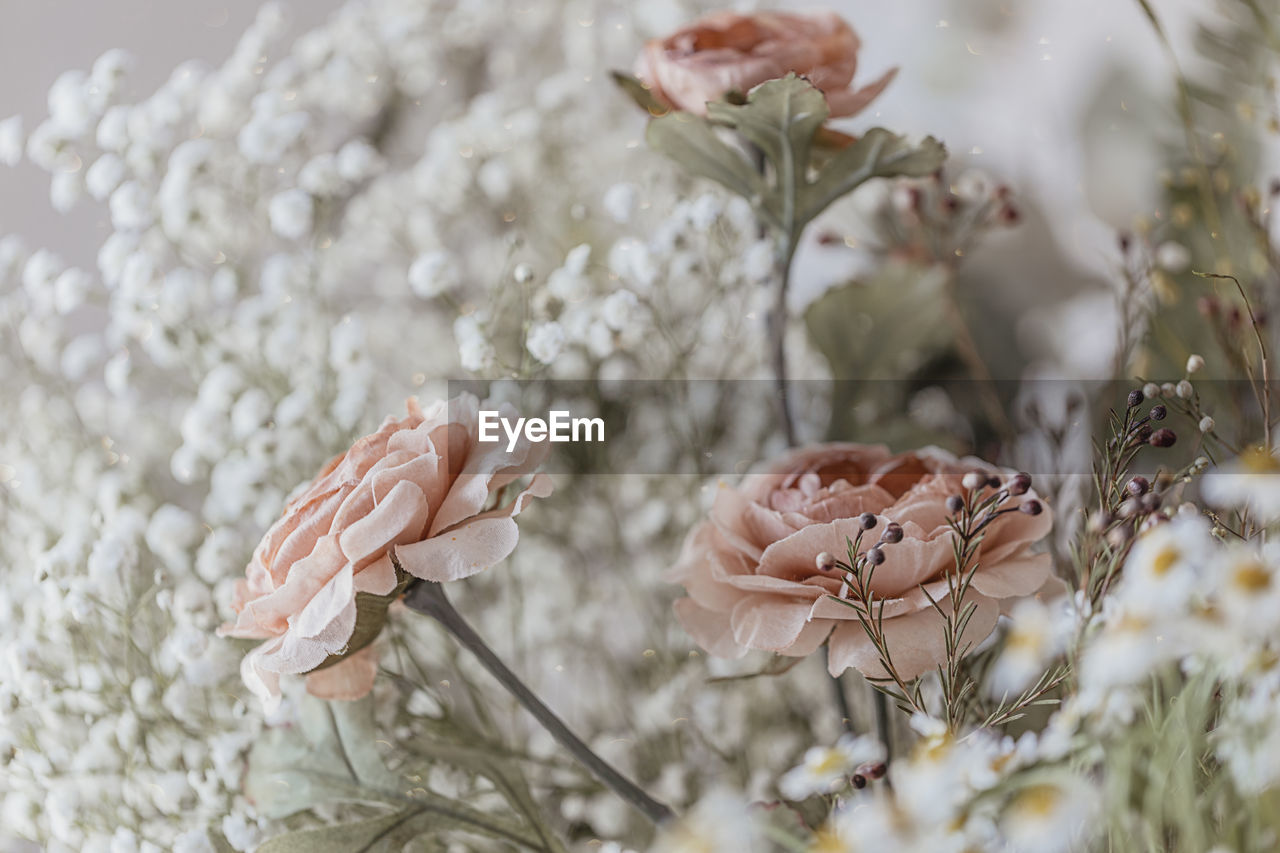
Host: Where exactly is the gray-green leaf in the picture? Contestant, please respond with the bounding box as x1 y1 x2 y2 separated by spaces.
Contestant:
707 75 829 213
645 112 768 217
246 696 400 819
610 70 670 116
256 802 544 853
800 129 946 226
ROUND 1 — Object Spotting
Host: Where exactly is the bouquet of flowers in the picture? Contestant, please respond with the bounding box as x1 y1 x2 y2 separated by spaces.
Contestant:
3 2 1280 851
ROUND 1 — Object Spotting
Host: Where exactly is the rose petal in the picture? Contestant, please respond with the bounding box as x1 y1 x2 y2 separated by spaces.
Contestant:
306 645 379 702
729 593 814 651
825 67 898 118
354 554 399 595
673 598 749 658
395 474 552 581
337 479 430 567
969 550 1053 599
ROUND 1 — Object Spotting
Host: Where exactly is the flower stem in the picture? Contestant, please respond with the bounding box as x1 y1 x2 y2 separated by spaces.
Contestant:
401 574 675 826
771 238 798 447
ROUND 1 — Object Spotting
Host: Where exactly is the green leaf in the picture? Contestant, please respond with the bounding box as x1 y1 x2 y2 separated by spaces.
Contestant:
800 129 946 226
645 112 769 217
610 70 670 116
257 812 422 853
707 75 829 176
246 695 400 819
256 801 543 853
707 75 829 232
805 264 953 442
249 697 551 851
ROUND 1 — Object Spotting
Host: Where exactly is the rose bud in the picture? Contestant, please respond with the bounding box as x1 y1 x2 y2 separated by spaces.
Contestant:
635 11 897 118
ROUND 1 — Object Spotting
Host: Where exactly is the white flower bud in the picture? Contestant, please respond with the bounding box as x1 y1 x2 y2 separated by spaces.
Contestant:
408 251 459 299
603 182 638 223
109 181 153 231
527 321 566 365
1199 415 1214 433
85 153 126 200
1185 354 1204 374
53 267 92 314
1142 382 1161 399
1176 379 1193 399
268 188 314 239
1155 241 1191 273
0 114 23 166
564 243 591 275
961 471 986 490
601 289 639 332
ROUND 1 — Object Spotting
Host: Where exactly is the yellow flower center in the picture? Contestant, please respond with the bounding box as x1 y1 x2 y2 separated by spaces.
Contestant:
809 829 846 853
1009 784 1062 819
812 748 845 776
1241 446 1280 474
1232 561 1272 593
1150 545 1180 577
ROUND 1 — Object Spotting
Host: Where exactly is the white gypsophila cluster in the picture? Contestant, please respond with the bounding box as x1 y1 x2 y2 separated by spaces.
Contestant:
0 0 852 847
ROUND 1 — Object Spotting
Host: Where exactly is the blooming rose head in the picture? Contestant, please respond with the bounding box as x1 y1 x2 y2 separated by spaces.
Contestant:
636 10 896 117
669 444 1054 680
219 394 552 710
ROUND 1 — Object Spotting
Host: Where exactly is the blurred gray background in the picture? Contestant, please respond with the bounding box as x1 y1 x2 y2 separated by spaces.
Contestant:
0 0 1214 286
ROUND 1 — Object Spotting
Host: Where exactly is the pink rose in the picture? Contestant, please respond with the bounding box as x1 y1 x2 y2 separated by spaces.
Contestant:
636 10 896 117
669 444 1054 680
219 394 552 710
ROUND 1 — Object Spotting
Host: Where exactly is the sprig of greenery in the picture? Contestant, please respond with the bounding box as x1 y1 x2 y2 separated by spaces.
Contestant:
825 526 928 718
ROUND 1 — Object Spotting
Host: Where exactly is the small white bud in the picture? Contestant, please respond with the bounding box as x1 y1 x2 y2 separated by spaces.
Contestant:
1185 354 1204 374
526 321 566 365
1176 379 1193 399
1155 241 1191 273
1142 382 1161 399
408 251 459 299
1199 415 1214 433
0 115 22 166
513 263 534 283
815 551 836 572
268 189 314 239
961 471 986 491
602 182 638 223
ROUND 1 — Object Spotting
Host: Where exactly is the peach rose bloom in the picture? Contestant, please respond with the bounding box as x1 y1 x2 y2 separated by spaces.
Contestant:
636 10 896 117
669 444 1053 680
219 394 552 710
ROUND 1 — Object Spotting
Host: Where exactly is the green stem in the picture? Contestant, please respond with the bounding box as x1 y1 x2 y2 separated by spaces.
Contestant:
401 574 675 826
771 238 799 446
